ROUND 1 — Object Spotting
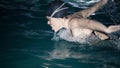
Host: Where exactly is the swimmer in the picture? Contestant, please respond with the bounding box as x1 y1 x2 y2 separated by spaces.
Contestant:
46 0 120 40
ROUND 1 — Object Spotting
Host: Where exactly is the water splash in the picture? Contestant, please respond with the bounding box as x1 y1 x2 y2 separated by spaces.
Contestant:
52 28 100 44
66 0 100 8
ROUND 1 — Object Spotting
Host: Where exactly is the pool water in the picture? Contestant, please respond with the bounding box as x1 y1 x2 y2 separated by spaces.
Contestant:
0 0 120 68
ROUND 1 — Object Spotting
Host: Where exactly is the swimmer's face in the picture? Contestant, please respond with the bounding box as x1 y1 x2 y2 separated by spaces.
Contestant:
46 16 63 32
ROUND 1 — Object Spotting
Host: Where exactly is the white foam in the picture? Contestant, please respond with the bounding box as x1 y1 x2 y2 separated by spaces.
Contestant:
52 28 100 44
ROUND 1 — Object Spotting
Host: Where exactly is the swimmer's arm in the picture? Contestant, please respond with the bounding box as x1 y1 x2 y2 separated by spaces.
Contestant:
70 24 109 40
69 20 81 37
78 0 108 18
66 0 108 18
70 28 80 37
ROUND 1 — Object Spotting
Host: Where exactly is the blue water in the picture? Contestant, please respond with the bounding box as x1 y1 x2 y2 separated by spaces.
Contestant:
0 0 120 68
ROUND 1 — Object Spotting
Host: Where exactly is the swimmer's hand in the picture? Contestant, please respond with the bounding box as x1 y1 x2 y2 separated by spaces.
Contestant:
94 31 109 40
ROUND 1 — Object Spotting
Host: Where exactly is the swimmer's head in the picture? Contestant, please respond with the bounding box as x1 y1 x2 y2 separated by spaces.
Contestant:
46 16 66 32
46 0 68 18
46 0 69 32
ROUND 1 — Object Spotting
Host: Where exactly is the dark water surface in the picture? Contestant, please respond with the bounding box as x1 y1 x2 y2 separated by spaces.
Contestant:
0 0 120 68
